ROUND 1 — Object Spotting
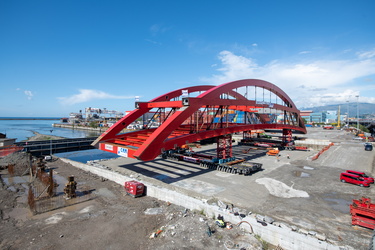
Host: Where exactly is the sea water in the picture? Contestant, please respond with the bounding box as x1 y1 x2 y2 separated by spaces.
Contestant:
0 118 101 142
0 118 118 161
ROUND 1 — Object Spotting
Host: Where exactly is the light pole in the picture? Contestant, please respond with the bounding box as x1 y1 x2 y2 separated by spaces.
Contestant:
356 95 359 130
50 129 53 156
346 100 349 127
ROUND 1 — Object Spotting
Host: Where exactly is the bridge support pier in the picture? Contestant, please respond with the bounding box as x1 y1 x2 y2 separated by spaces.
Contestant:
282 129 293 147
217 135 232 159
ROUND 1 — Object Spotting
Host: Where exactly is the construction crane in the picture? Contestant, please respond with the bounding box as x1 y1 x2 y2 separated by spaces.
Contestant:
337 105 341 129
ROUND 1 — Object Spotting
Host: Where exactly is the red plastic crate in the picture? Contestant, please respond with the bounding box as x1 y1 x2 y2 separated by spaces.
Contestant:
124 181 144 197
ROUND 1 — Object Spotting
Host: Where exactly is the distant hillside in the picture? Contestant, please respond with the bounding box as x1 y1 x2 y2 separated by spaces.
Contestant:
301 103 375 116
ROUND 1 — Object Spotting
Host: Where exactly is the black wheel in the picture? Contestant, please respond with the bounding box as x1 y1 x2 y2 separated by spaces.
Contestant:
370 229 375 250
341 179 346 183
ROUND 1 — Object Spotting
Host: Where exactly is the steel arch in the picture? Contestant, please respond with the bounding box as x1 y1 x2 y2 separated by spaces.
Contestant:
94 79 306 161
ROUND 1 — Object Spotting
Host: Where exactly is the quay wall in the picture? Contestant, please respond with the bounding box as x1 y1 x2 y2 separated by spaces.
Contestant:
53 123 108 132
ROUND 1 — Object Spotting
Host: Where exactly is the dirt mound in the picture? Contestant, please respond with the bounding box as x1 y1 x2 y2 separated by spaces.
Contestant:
0 151 31 176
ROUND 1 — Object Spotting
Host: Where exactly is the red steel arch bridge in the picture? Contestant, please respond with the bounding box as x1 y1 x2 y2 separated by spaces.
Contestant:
93 79 306 161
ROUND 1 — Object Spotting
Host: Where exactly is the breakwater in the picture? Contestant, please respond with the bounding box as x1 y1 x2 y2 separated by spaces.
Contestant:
52 123 108 132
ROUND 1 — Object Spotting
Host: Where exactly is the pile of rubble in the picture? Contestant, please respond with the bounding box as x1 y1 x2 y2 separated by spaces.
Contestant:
144 205 264 250
0 151 31 176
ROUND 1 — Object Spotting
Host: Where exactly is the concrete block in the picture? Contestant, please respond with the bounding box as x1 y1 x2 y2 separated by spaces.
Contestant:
315 233 327 241
256 214 265 222
280 223 292 230
217 200 227 209
264 216 274 224
144 207 164 215
308 230 317 236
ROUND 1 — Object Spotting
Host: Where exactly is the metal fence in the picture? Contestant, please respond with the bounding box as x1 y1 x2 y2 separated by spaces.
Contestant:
31 192 94 214
27 172 93 214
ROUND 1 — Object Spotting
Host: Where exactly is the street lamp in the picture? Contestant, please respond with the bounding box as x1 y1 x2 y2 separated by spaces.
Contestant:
356 95 359 130
346 100 349 126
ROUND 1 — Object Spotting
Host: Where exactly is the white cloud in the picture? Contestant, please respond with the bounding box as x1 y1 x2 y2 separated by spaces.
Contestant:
357 48 375 59
58 89 134 105
150 23 170 36
24 90 33 100
145 39 161 45
16 88 34 100
201 49 375 107
299 51 311 55
309 89 359 105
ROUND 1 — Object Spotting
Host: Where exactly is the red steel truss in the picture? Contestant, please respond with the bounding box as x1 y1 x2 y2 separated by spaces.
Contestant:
93 79 307 161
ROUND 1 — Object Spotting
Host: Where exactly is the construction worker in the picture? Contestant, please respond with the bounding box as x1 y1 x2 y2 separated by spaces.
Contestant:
215 214 225 228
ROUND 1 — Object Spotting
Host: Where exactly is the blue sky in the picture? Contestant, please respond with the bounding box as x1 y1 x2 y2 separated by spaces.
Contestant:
1 0 374 117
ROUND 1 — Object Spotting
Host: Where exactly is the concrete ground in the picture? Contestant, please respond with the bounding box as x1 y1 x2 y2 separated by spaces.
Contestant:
98 127 375 249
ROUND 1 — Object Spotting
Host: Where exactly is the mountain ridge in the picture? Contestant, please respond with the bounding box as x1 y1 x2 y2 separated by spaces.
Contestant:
300 102 375 116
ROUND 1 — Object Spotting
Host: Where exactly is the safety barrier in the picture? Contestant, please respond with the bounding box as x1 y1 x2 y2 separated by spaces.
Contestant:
311 143 334 161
